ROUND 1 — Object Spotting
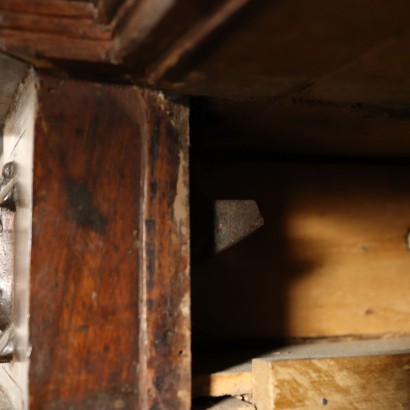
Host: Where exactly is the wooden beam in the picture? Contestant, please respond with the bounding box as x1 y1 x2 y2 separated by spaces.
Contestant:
194 337 410 403
253 341 410 409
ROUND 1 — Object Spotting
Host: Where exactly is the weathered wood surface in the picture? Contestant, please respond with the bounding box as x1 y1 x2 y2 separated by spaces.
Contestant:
138 90 191 409
30 75 143 409
29 75 191 409
2 0 410 106
151 0 410 97
192 161 410 341
0 0 248 71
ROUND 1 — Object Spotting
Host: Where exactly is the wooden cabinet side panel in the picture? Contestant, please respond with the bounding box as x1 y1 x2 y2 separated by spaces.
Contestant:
29 76 144 409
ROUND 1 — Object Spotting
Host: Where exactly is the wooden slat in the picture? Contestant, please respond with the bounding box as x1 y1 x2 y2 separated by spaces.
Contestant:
0 0 97 18
253 342 410 409
0 11 112 40
194 337 410 401
0 29 112 62
193 365 252 398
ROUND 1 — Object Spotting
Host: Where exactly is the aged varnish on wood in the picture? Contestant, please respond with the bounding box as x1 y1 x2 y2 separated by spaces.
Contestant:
29 76 190 409
3 0 410 409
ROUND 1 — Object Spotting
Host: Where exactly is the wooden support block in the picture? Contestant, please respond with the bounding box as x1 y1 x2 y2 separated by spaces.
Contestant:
194 337 410 402
253 339 410 410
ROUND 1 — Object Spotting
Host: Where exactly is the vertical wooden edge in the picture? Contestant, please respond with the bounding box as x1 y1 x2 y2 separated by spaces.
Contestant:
139 90 191 409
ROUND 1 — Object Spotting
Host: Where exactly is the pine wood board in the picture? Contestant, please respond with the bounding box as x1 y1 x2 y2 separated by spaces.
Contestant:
194 337 410 402
192 162 410 340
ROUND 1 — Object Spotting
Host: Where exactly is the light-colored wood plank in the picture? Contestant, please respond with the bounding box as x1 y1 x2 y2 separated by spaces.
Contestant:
194 337 410 398
193 162 410 340
253 341 410 409
193 364 252 398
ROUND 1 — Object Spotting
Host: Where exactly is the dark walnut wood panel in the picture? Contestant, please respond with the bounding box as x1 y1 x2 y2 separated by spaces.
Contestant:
30 75 191 409
30 75 143 409
151 0 410 98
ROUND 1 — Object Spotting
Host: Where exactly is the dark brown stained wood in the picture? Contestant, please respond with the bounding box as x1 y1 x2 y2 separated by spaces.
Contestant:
0 12 113 40
152 0 410 97
30 76 191 409
298 33 410 108
0 0 97 18
0 30 113 62
139 90 191 409
0 0 250 77
97 0 125 23
113 0 249 69
30 75 144 409
191 98 410 158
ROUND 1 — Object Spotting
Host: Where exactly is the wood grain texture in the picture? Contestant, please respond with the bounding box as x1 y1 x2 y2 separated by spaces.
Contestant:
193 337 410 399
153 0 410 97
0 29 112 62
253 350 410 409
0 0 97 18
0 11 112 40
29 76 191 409
192 162 410 341
30 75 144 409
138 90 191 409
